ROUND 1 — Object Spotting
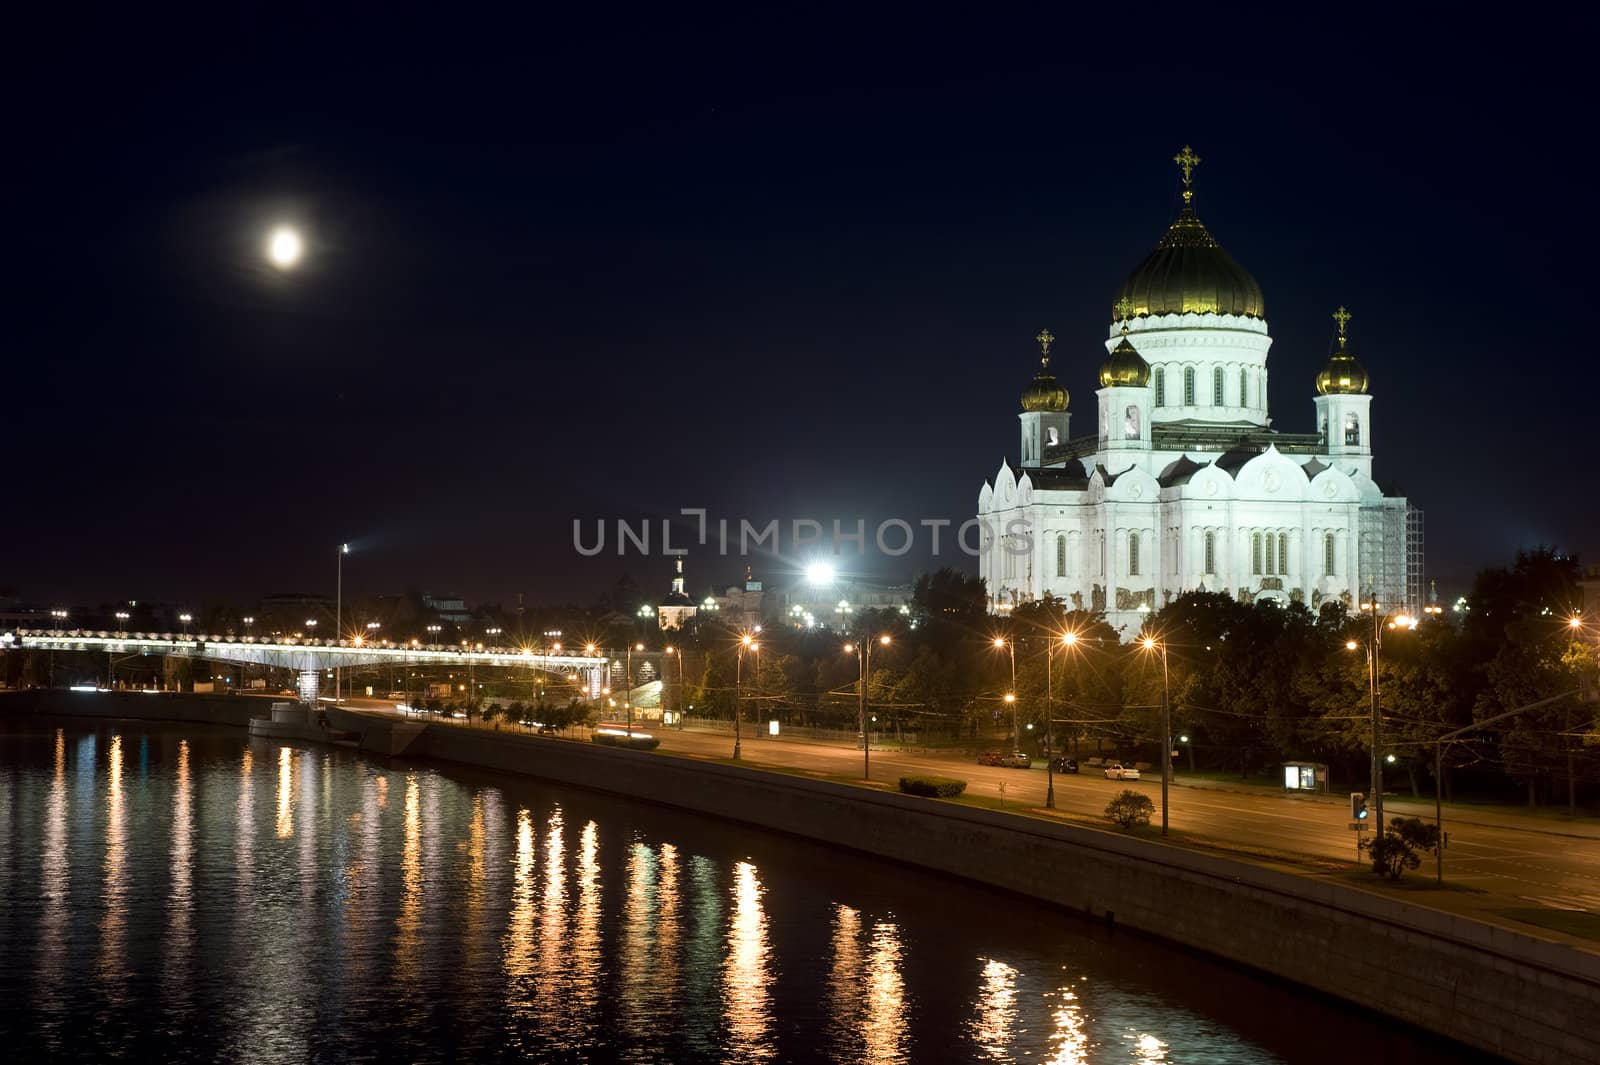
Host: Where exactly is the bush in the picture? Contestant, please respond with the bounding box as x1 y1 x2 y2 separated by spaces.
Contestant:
898 775 968 798
590 731 661 751
1361 816 1440 880
1105 789 1155 831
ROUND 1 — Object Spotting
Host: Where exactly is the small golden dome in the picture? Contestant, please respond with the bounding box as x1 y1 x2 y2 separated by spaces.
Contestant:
1099 332 1150 387
1315 305 1369 394
1021 328 1069 412
1021 363 1069 412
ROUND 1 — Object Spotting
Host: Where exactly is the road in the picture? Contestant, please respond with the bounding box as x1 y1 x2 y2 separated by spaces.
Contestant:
340 699 1600 917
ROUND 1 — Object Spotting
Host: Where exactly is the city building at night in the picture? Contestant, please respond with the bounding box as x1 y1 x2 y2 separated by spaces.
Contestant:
977 149 1417 633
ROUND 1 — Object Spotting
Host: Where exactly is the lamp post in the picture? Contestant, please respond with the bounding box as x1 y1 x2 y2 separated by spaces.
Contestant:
1140 633 1171 836
843 634 891 780
625 642 643 737
1351 595 1416 838
115 610 130 634
735 634 759 760
664 645 682 724
1046 631 1079 810
178 612 192 637
993 636 1018 749
335 543 348 705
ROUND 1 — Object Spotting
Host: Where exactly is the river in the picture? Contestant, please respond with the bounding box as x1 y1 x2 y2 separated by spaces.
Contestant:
0 721 1491 1063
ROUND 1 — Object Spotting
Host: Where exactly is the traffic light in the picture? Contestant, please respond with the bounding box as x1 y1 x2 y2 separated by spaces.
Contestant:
1350 792 1368 820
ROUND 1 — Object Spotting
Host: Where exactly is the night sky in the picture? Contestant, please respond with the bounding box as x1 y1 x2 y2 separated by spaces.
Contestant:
9 11 1592 610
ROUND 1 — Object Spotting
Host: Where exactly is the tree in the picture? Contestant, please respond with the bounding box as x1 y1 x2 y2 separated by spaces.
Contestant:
1104 790 1154 831
1361 816 1440 881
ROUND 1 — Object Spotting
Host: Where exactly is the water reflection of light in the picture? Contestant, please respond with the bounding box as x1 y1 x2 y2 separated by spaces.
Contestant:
863 920 907 1064
572 820 602 1024
1132 1031 1169 1061
723 860 775 1062
971 958 1018 1061
36 728 70 1051
621 840 660 1036
463 792 488 976
165 740 195 1002
98 733 127 997
275 746 293 838
395 774 422 982
828 905 864 1057
237 748 255 897
534 809 567 1036
656 843 681 1002
1044 982 1088 1065
504 806 536 1026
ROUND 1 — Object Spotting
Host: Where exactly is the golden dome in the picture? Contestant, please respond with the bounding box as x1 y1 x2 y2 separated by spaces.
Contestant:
1113 206 1265 320
1020 328 1069 412
1316 305 1369 394
1099 330 1150 387
1021 362 1069 412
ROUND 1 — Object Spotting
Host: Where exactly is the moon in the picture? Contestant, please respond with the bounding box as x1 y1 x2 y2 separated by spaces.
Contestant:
268 226 303 269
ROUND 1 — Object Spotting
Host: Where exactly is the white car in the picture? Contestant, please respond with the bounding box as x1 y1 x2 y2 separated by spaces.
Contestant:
1102 761 1141 781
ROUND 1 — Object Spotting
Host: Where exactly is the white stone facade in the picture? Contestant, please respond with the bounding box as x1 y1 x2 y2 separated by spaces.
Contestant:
977 307 1412 636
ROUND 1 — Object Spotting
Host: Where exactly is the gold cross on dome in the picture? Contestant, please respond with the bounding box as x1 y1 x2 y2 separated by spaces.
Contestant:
1332 305 1352 336
1035 328 1054 359
1114 296 1135 322
1173 145 1201 203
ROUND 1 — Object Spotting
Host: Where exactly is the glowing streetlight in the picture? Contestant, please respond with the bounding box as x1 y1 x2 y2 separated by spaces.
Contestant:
268 226 302 268
1139 632 1172 835
806 561 836 585
734 633 760 760
992 636 1018 749
1043 630 1081 809
843 633 891 779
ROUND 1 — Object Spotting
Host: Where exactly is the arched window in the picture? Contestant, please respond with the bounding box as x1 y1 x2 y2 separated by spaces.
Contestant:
1213 366 1225 405
1153 366 1165 407
1045 426 1060 446
1183 366 1196 406
1344 412 1361 446
1204 531 1216 575
1252 532 1262 575
1239 367 1249 407
1278 533 1289 575
1128 532 1140 577
1324 533 1336 577
1264 531 1276 576
1124 404 1141 440
1056 534 1067 577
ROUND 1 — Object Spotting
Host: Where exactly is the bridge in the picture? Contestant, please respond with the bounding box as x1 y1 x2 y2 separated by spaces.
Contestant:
3 629 618 702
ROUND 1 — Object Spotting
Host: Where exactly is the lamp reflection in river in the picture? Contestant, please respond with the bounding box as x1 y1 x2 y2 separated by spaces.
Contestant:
395 774 422 983
534 810 567 1038
723 860 775 1063
827 906 864 1056
36 728 69 1051
621 842 658 1024
504 806 536 1028
275 747 293 838
827 905 907 1064
98 733 127 1001
572 821 602 1026
164 740 195 1010
971 958 1018 1061
1132 1031 1169 1061
863 920 907 1063
1043 981 1088 1065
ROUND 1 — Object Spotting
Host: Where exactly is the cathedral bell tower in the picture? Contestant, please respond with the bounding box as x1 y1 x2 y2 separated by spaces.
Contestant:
1096 299 1153 459
1312 305 1373 478
1018 328 1070 466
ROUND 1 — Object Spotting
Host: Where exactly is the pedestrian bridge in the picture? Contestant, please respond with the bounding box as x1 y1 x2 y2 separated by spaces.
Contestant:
4 629 614 698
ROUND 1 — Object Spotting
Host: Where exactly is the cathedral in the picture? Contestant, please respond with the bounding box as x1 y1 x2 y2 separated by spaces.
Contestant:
976 147 1418 634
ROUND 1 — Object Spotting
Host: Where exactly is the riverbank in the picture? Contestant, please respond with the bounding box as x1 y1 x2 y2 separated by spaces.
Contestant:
7 689 1597 1063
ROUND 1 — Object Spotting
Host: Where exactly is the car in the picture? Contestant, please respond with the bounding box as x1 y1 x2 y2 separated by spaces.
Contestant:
1102 761 1141 780
977 751 1005 766
1001 751 1032 769
1049 756 1079 774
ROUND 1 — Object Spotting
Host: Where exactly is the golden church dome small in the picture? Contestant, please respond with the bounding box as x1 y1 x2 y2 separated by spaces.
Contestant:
1099 312 1151 387
1020 327 1069 412
1315 305 1370 395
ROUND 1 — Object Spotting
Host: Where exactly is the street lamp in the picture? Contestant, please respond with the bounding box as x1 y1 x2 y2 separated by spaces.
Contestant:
1044 631 1079 810
179 612 193 637
992 636 1019 749
735 634 759 760
1140 633 1172 836
1351 594 1417 837
625 642 644 737
335 543 349 705
843 634 891 780
115 610 130 633
426 623 442 646
664 645 683 724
